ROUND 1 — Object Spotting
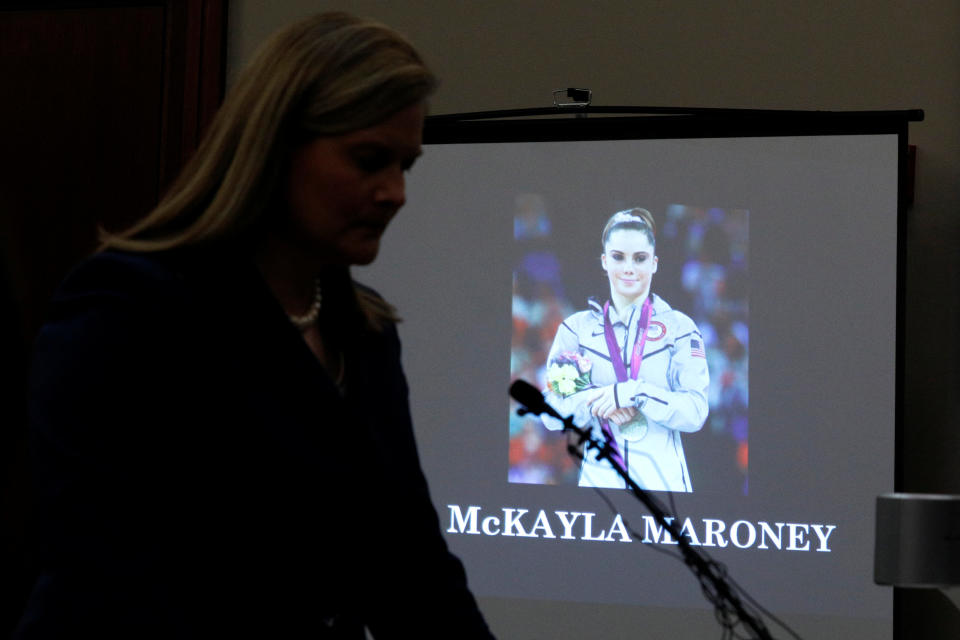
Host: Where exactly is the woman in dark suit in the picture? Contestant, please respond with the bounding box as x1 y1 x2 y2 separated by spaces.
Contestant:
17 12 492 639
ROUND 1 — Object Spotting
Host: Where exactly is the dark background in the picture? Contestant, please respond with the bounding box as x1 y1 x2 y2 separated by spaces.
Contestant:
0 2 225 634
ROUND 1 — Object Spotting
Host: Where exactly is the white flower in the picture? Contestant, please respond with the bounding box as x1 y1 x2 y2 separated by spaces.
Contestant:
559 364 579 380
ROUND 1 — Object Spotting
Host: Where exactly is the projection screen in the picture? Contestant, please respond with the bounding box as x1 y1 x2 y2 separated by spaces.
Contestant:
356 111 914 639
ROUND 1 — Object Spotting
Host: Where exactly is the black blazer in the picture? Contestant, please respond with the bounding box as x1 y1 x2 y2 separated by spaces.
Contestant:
16 249 492 638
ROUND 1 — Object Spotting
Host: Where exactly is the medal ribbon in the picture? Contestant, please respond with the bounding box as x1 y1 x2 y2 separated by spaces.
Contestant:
603 297 653 383
598 297 653 470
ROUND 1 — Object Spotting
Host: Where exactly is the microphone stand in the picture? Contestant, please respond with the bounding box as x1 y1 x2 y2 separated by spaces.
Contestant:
514 395 775 640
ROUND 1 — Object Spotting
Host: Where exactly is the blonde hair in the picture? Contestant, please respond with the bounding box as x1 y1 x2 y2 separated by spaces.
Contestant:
99 11 436 329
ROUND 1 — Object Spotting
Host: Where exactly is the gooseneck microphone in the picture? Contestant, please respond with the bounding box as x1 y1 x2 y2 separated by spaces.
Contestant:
508 380 559 419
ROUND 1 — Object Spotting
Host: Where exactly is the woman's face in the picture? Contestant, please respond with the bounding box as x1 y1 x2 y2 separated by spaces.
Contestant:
601 228 658 303
281 101 426 266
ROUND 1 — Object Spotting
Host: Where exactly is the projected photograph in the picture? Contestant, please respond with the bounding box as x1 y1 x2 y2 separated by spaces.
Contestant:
509 199 749 495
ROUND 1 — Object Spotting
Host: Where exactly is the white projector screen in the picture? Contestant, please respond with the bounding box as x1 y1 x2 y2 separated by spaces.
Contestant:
356 113 907 639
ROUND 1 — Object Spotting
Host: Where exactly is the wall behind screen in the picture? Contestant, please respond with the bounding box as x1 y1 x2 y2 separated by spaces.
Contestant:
228 2 960 637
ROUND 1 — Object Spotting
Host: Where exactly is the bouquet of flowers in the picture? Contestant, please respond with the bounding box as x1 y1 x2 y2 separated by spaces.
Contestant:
546 351 593 397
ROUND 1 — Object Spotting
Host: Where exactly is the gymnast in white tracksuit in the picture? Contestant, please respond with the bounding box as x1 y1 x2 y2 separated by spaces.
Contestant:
541 208 709 492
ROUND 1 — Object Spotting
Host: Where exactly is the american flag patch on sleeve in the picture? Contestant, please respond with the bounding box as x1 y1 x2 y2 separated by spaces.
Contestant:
690 338 706 358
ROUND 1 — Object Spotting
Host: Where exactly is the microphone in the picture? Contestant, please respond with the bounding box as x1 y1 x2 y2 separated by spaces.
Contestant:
509 379 562 420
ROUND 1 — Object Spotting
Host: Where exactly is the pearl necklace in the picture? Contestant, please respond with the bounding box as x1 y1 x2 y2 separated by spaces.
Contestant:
288 278 322 331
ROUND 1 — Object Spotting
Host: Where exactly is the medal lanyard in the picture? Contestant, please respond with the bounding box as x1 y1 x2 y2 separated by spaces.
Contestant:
603 297 652 383
596 297 652 470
